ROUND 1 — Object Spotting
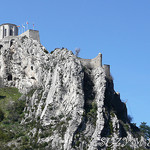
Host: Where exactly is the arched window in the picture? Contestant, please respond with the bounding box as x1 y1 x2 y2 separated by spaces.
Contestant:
7 74 12 81
4 29 7 36
10 29 13 36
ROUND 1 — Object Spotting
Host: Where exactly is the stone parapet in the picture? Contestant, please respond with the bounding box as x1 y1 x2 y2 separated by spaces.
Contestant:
20 30 40 42
79 53 102 68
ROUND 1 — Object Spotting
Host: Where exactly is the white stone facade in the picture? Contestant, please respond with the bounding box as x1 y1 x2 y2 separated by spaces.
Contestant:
0 23 18 40
20 29 40 42
0 23 40 42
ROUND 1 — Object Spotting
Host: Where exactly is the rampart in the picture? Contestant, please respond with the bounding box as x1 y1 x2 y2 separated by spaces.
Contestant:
103 64 110 77
79 53 110 77
20 30 40 42
0 36 18 49
79 53 102 68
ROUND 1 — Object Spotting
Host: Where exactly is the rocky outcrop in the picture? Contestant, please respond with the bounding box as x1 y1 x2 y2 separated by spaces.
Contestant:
0 36 144 150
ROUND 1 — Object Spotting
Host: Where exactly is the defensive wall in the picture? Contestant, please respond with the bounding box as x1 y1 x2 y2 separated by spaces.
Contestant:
20 29 40 42
0 23 110 80
0 23 40 43
79 53 102 68
79 53 111 77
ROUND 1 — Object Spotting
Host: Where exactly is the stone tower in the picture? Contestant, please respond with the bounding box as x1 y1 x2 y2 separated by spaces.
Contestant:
0 23 18 40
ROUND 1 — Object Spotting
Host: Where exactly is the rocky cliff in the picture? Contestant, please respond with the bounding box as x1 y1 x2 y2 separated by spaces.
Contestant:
0 36 146 150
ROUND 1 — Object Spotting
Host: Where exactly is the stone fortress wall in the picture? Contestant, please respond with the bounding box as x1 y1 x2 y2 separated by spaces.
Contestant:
0 23 41 88
103 64 110 77
0 23 40 44
79 53 102 68
0 23 110 80
79 53 110 77
0 23 40 55
20 29 40 42
0 36 18 49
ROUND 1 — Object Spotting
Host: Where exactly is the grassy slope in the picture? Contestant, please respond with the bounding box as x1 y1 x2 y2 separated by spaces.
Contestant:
0 87 26 149
0 87 22 117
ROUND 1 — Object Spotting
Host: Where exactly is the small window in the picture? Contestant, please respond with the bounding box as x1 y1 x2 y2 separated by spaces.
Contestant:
10 29 13 36
4 29 7 36
7 74 12 81
31 66 33 70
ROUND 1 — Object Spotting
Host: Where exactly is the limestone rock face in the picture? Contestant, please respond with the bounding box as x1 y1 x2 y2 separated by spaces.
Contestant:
0 36 142 149
0 36 49 92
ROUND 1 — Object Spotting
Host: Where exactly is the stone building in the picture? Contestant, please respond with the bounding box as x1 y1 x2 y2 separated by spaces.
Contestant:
0 23 18 40
20 29 40 42
0 23 110 77
0 23 40 42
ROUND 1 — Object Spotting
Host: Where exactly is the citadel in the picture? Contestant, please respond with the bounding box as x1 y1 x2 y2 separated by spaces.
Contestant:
0 23 40 48
0 23 111 90
0 23 141 150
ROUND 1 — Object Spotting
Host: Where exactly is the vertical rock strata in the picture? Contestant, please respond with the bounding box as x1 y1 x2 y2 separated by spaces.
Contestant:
0 36 142 149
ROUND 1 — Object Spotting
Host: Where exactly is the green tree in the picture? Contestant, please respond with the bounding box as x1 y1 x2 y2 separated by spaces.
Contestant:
139 122 150 139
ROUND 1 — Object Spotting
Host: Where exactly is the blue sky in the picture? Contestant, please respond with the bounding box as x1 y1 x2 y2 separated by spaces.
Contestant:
0 0 150 126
